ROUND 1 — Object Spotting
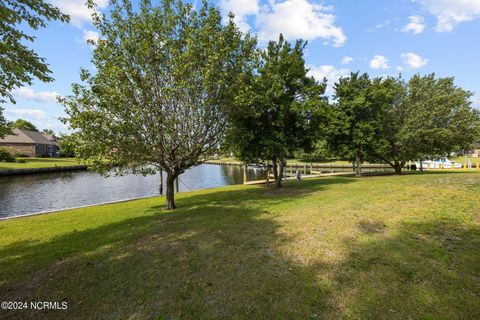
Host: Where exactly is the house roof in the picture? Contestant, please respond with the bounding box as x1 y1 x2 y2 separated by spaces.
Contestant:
0 128 59 146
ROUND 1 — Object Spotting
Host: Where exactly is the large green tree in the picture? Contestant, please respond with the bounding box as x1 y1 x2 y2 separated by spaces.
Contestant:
328 72 382 176
0 0 69 136
373 74 480 173
368 76 410 174
404 74 480 163
227 35 327 187
61 0 256 209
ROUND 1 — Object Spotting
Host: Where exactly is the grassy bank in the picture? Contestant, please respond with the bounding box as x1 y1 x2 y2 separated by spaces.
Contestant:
1 172 479 319
0 157 81 170
451 156 480 164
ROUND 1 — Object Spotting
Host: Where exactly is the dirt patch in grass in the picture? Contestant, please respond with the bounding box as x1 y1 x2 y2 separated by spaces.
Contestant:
357 220 387 234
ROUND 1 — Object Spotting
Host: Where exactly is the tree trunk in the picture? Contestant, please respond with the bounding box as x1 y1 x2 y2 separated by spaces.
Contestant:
243 164 247 184
159 169 163 195
275 159 284 188
355 149 362 177
266 165 269 184
165 173 177 210
420 159 424 172
394 161 402 174
272 158 278 182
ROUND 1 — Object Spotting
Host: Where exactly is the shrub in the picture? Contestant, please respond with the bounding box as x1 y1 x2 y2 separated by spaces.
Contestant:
16 159 27 163
0 148 16 162
15 152 30 157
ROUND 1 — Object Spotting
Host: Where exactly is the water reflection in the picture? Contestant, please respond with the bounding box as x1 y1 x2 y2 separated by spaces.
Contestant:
0 164 265 218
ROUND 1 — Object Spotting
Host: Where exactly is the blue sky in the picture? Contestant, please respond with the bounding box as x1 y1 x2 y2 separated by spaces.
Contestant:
4 0 480 132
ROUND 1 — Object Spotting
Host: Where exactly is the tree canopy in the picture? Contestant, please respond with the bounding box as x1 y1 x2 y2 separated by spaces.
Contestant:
14 118 38 131
373 74 480 173
0 0 69 103
328 72 383 176
0 0 69 136
329 73 480 174
61 0 256 209
226 35 327 187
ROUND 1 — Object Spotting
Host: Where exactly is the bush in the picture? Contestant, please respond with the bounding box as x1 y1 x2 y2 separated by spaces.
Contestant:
0 148 16 162
16 159 27 163
15 152 30 157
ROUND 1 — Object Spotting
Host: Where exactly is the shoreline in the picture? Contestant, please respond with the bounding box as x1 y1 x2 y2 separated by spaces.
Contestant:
0 164 88 176
0 194 159 221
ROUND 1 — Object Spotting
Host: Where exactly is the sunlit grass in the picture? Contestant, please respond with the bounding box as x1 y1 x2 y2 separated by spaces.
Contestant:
0 157 81 170
451 156 480 164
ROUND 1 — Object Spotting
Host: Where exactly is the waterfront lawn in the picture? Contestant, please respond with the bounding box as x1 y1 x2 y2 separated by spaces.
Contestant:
0 172 479 319
451 156 480 165
0 157 81 170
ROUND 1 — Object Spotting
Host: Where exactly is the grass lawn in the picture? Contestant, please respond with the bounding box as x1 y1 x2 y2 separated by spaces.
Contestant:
1 172 479 319
0 157 81 170
451 156 480 165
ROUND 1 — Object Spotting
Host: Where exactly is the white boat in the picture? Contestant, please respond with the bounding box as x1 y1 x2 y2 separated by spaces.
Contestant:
415 158 463 169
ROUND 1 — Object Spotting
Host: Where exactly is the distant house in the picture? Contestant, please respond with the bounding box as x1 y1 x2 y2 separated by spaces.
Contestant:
0 128 60 157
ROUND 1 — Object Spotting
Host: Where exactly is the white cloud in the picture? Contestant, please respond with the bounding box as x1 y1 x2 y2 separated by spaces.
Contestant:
220 0 346 47
402 15 426 34
341 56 353 64
471 96 480 109
414 0 480 32
369 55 389 69
308 65 349 95
83 30 99 45
12 87 59 103
220 0 260 32
4 109 47 120
401 52 428 68
366 19 391 32
47 0 108 27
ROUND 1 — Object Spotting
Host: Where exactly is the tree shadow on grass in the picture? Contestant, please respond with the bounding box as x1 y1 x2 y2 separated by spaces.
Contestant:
0 177 354 319
317 219 480 320
406 170 477 176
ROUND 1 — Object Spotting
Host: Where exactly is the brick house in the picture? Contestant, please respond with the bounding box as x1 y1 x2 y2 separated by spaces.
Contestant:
0 128 60 157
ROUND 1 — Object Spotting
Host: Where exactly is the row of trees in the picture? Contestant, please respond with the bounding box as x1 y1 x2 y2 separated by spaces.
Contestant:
2 0 479 210
62 0 480 209
328 73 479 175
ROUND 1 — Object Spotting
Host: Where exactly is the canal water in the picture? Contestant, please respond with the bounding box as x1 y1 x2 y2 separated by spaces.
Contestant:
0 164 266 218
